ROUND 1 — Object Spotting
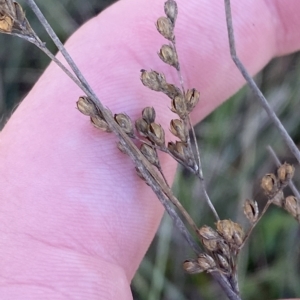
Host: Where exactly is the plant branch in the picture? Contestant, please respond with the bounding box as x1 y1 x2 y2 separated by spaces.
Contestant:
223 0 300 164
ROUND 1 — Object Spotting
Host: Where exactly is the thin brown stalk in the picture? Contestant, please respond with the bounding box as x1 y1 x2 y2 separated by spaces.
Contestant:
223 0 300 164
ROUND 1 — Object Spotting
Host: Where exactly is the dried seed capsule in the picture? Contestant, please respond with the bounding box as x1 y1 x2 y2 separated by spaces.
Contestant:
114 113 134 137
277 163 295 183
261 173 278 196
170 119 187 142
198 226 220 252
90 115 111 132
156 16 174 41
171 96 188 119
185 88 200 112
216 254 230 272
197 253 216 271
135 118 149 137
77 96 98 116
284 196 299 219
183 259 204 274
162 83 182 99
216 220 244 247
243 199 259 223
142 107 156 124
148 123 165 146
0 14 13 33
140 144 159 167
164 0 178 24
140 70 166 91
158 44 178 69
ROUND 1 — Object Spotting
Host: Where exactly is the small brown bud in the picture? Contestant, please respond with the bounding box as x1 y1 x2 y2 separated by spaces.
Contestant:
90 115 111 132
198 226 220 252
197 253 216 271
261 173 278 196
198 225 220 240
164 0 178 24
216 219 244 247
171 95 188 119
148 123 165 146
156 16 174 41
170 119 187 142
284 196 299 219
114 113 134 137
117 141 128 154
243 199 259 223
0 14 13 33
216 254 230 272
135 118 149 136
183 259 204 274
277 163 295 183
185 88 200 112
77 96 98 116
142 107 156 124
162 83 182 100
158 44 178 69
140 144 159 167
140 70 166 91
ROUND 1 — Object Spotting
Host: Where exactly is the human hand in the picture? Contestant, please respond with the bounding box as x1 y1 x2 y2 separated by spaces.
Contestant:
0 0 300 298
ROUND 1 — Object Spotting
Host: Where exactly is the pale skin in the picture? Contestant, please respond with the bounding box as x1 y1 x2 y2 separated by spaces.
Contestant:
0 0 300 299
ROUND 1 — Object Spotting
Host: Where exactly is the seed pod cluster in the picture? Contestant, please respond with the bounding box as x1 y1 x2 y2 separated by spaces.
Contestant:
197 225 232 273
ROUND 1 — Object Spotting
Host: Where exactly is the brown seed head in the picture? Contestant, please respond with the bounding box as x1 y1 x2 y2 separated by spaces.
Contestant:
90 115 111 132
148 123 165 146
156 16 174 40
164 0 178 24
158 44 179 69
170 119 187 142
243 199 259 223
114 113 134 137
185 88 200 112
140 70 166 91
277 163 295 183
77 96 98 116
142 107 156 124
140 144 159 166
261 173 278 196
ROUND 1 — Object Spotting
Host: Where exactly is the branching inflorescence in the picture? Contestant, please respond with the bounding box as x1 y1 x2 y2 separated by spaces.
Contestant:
1 0 300 299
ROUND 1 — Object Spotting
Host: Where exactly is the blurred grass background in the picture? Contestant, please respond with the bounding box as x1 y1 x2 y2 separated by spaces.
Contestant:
1 1 300 299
